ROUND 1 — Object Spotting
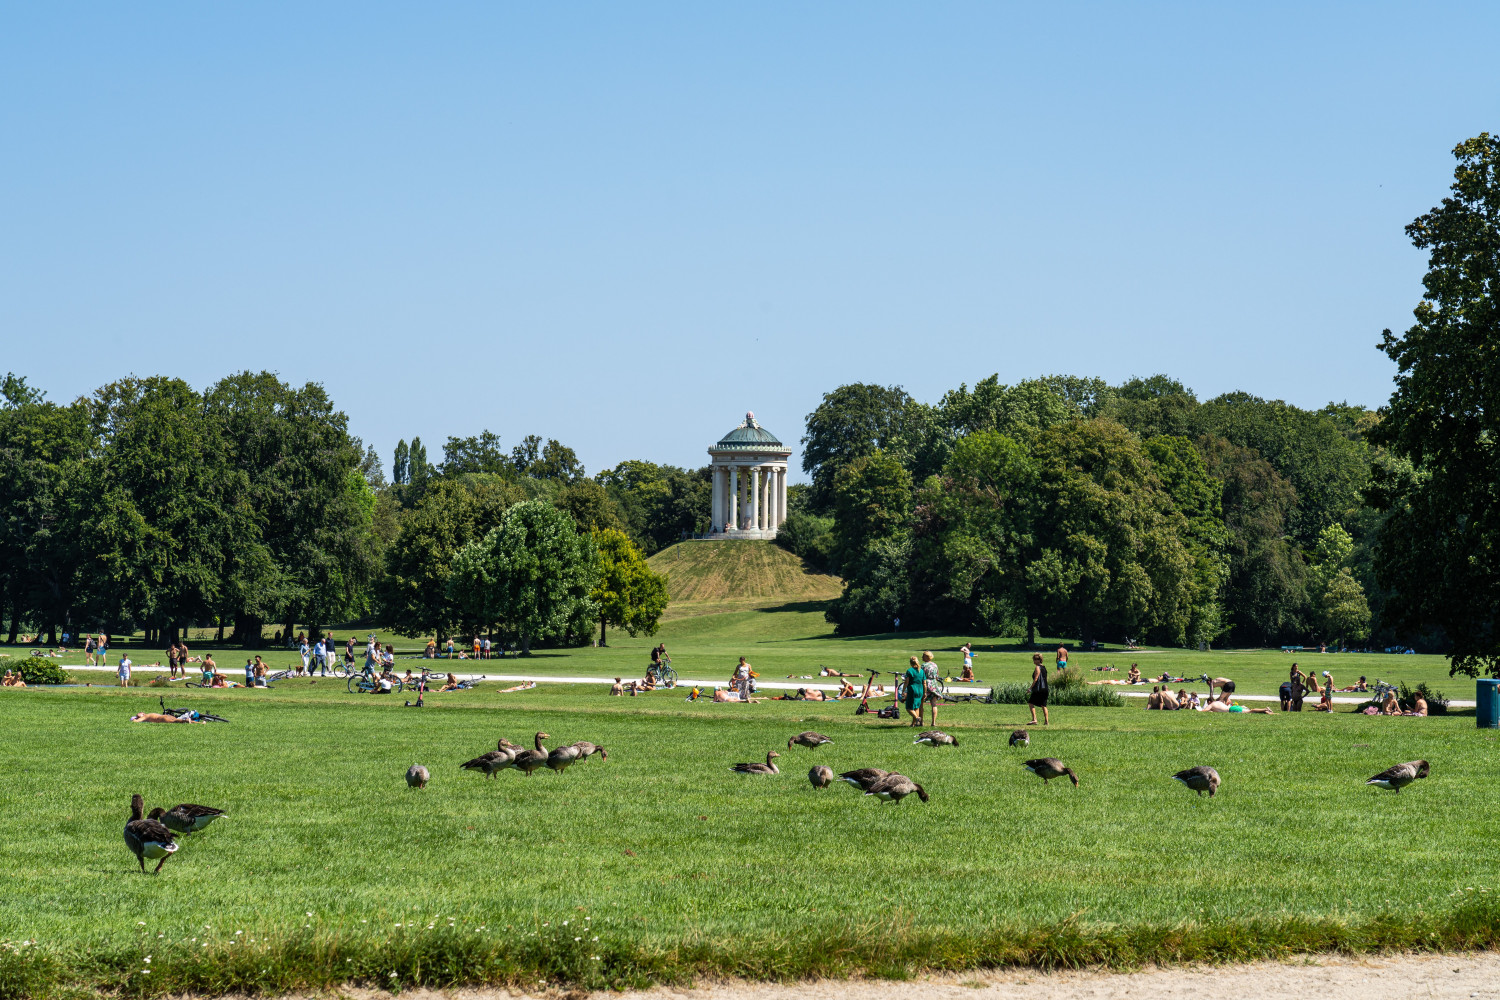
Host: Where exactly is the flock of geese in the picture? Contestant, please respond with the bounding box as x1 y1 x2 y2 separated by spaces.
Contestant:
727 727 1434 806
451 731 607 782
122 794 226 873
120 725 1433 872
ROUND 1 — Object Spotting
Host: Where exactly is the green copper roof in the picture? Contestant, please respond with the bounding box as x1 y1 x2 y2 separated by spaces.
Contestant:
714 412 786 450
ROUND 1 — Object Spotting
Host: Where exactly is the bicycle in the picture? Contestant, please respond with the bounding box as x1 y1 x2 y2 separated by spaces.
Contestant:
646 658 678 689
348 670 403 694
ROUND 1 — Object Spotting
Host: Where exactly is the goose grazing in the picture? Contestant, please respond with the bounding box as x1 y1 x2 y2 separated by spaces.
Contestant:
863 773 929 804
1366 759 1429 793
913 730 959 747
1009 729 1030 748
1023 758 1079 787
510 732 552 777
788 731 833 750
837 768 889 791
159 803 228 834
808 765 834 789
730 751 781 775
546 742 584 775
406 764 430 789
1172 766 1220 797
124 795 178 873
569 741 608 762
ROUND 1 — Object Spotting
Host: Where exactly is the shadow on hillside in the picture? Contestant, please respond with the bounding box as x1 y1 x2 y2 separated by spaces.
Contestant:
752 600 833 616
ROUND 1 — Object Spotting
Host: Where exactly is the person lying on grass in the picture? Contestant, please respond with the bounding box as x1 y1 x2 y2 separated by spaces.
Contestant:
131 711 204 723
1338 676 1369 692
497 681 535 693
1199 691 1273 713
819 666 861 677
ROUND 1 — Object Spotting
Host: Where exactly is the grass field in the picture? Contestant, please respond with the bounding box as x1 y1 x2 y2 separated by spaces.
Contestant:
2 639 1497 996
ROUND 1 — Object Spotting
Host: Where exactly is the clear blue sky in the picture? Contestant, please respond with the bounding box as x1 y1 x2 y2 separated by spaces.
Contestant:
3 3 1496 479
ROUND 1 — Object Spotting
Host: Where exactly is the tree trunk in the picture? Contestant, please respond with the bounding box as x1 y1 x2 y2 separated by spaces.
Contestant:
216 619 225 642
47 624 57 645
6 584 18 644
231 614 265 648
521 632 532 656
598 616 607 647
1025 613 1036 647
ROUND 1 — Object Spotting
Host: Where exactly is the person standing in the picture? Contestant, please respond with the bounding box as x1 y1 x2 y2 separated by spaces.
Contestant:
735 656 752 701
921 650 940 727
446 637 455 659
1055 644 1069 673
98 634 110 669
166 641 179 679
298 637 310 675
1288 663 1305 712
902 656 926 726
116 653 132 688
1028 653 1050 726
481 636 491 660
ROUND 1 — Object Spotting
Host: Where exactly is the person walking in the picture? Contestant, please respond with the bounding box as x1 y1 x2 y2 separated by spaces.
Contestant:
1055 644 1069 673
298 637 311 675
98 634 110 668
902 656 926 726
116 653 132 688
735 656 752 701
1028 653 1050 726
84 634 97 667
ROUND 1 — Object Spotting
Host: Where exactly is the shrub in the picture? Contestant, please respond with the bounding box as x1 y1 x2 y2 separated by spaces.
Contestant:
1399 680 1449 716
983 680 1122 708
17 659 66 686
1050 666 1085 690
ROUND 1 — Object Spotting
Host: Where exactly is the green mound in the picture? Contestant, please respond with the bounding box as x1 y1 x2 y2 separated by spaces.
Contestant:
647 539 843 609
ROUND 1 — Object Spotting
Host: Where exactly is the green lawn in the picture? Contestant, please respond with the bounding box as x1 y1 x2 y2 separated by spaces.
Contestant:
1 653 1496 995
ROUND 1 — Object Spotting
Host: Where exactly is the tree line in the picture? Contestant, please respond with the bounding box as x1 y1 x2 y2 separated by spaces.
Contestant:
0 374 673 649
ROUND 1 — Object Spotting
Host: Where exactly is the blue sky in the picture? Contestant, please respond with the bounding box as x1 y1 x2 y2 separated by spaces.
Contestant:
2 3 1496 479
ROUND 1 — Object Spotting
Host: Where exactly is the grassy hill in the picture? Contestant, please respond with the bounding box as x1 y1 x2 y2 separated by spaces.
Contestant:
647 539 843 614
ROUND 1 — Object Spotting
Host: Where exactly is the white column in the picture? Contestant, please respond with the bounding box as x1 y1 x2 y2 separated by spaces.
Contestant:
749 467 760 531
712 465 723 531
779 466 787 526
729 466 738 530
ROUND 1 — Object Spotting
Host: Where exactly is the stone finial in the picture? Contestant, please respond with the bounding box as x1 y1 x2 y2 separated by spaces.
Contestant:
746 411 758 428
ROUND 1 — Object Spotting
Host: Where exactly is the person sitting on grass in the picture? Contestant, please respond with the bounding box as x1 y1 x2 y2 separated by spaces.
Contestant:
1146 685 1163 709
836 679 856 699
2 670 25 688
209 671 230 688
1339 675 1369 692
1127 664 1141 684
609 677 623 696
642 672 658 692
1183 690 1200 710
438 673 460 692
1403 691 1428 717
1160 688 1180 710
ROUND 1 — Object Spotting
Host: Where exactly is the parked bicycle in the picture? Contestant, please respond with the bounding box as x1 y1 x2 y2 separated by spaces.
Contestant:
646 657 678 689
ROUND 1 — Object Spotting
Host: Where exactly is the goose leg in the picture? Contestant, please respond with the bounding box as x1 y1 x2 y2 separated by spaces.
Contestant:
154 857 167 873
138 856 146 873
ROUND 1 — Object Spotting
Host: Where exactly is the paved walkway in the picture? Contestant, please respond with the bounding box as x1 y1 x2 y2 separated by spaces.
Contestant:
41 663 1477 706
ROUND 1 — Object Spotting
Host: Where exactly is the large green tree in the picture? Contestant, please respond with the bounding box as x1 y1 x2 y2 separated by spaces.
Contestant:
590 528 668 646
800 384 916 513
1370 134 1500 674
447 500 600 652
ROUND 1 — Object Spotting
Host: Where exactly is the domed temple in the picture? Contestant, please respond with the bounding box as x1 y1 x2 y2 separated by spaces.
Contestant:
707 412 792 539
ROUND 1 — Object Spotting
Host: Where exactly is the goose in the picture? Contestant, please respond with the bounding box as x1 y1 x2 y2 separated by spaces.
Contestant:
460 739 519 779
808 765 834 789
1172 766 1220 797
569 741 608 762
1008 729 1030 748
510 732 552 777
406 764 430 789
124 795 178 873
1366 759 1429 793
1023 758 1079 787
730 751 780 775
546 742 584 775
913 730 959 747
863 773 929 804
159 803 227 834
788 731 833 750
837 768 889 791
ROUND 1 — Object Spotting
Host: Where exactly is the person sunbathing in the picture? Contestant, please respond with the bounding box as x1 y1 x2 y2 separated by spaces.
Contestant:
818 666 860 677
1146 686 1163 709
712 687 738 702
1200 692 1273 714
1127 665 1142 684
1381 689 1401 715
1 670 25 688
497 681 535 693
130 712 203 723
1403 692 1428 717
1159 688 1179 710
609 677 624 696
836 680 856 698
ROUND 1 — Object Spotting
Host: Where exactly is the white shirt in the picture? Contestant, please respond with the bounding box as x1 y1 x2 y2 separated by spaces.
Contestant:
118 658 132 675
736 664 749 679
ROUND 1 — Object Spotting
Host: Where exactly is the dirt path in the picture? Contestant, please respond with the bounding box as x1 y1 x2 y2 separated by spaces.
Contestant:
319 953 1499 1000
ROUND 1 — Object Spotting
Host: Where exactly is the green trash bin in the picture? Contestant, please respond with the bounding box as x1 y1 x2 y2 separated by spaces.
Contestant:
1478 679 1500 729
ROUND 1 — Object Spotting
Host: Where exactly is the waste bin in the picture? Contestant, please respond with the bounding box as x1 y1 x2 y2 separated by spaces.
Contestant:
1478 678 1500 729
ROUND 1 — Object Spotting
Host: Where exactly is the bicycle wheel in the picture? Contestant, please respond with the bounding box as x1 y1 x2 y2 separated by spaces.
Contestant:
30 649 43 657
347 675 368 694
661 667 678 688
332 662 349 678
390 678 404 694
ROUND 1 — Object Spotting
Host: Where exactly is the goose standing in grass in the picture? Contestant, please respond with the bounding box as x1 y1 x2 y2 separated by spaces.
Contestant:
788 731 833 750
837 768 889 791
158 803 227 835
1172 766 1220 797
808 765 834 789
124 795 178 873
460 739 519 779
1023 758 1079 787
510 732 552 777
731 751 781 775
864 773 929 804
1008 729 1030 748
913 730 958 747
406 765 430 789
569 741 608 762
1366 759 1429 792
546 742 584 775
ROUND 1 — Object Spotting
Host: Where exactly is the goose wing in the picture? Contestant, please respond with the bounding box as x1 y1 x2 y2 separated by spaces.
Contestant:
1367 761 1419 785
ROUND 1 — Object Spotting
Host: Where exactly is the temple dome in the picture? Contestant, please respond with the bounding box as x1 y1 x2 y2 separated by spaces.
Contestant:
714 411 784 450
